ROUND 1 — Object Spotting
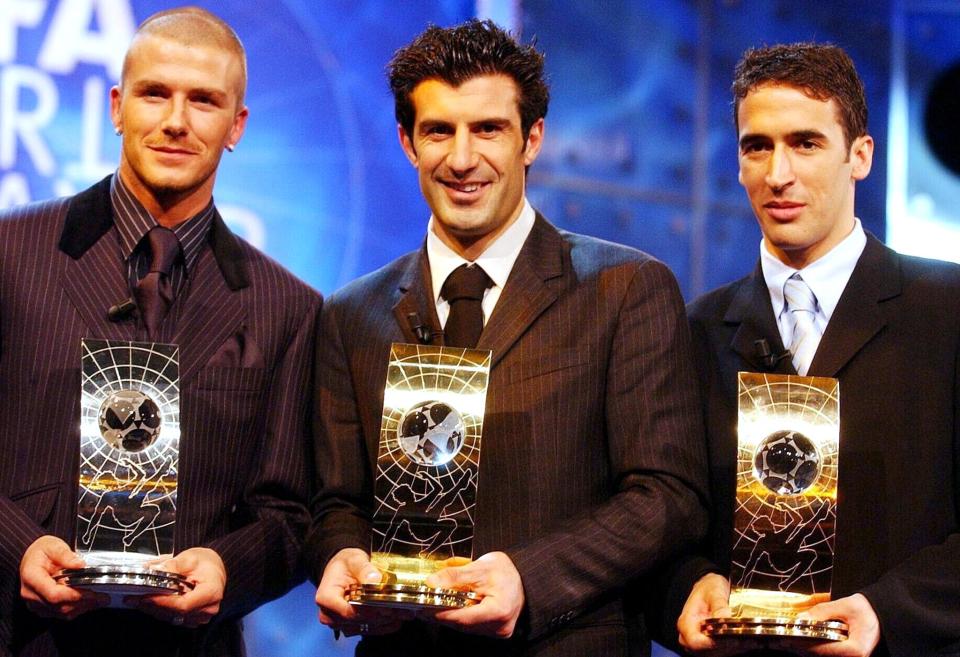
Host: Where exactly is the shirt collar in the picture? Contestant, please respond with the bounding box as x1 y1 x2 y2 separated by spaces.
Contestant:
427 198 536 302
760 217 867 321
110 173 215 273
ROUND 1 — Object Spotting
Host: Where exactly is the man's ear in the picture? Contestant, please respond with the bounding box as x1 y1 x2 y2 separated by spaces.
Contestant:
522 118 545 166
227 106 249 151
110 85 123 132
398 124 418 167
850 134 874 181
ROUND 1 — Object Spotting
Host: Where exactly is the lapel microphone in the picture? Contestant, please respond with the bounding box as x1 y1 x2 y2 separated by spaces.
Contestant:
406 312 440 345
107 298 137 322
754 338 791 370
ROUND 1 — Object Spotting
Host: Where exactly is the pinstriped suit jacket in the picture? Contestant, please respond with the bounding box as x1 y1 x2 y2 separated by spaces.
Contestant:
307 214 709 656
0 177 320 657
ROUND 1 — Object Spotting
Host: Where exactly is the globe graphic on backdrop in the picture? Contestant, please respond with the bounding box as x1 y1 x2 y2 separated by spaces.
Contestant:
98 389 162 452
753 429 821 495
397 400 465 466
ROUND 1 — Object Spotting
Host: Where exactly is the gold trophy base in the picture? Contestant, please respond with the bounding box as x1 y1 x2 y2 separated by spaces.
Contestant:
347 582 479 610
703 616 848 641
54 566 194 597
346 553 480 610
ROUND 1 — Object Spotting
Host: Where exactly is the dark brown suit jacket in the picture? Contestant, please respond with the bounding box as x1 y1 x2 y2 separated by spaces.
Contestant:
307 214 709 657
654 235 960 656
0 177 321 657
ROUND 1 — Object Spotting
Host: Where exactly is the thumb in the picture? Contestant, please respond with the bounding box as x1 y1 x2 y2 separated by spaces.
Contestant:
344 552 381 584
425 564 472 590
705 588 732 617
150 555 182 574
49 542 85 570
796 600 835 622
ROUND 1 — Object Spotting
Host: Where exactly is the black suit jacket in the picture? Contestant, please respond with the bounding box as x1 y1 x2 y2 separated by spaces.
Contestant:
307 214 709 657
0 177 321 657
655 235 960 656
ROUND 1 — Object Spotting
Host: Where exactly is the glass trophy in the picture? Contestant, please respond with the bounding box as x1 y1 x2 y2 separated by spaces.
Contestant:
54 339 193 605
347 343 491 610
703 372 848 641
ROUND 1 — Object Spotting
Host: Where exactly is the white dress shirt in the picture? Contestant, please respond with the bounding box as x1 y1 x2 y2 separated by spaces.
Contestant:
427 199 536 329
760 217 868 353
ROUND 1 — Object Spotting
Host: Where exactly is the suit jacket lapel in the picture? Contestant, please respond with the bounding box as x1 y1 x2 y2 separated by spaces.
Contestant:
476 214 562 368
391 249 441 345
725 263 794 374
59 178 250 382
809 235 897 377
59 176 136 341
175 214 249 384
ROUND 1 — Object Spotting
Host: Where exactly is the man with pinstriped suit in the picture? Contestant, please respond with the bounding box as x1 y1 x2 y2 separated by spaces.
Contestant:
0 8 319 657
307 20 708 656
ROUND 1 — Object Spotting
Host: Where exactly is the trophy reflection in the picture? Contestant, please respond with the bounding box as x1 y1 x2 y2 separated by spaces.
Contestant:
54 339 193 604
703 372 848 642
347 343 491 610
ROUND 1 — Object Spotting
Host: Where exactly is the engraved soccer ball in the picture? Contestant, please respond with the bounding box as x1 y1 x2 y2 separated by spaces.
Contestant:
753 429 820 495
397 400 465 466
98 389 162 452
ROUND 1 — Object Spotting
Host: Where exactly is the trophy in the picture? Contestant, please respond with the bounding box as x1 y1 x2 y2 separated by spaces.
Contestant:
703 372 847 641
347 343 491 610
54 339 193 604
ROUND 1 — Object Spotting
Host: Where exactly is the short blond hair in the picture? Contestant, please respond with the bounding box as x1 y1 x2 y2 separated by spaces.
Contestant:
122 6 247 105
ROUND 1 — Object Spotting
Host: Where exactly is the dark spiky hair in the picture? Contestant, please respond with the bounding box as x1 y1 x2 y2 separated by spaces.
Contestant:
733 42 868 149
388 19 549 140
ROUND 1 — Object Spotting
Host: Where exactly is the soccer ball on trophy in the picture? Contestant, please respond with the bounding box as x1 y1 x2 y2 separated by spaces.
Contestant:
753 429 820 495
98 389 163 452
397 400 465 466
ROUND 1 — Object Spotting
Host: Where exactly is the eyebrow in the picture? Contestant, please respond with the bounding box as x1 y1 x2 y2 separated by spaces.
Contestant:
787 129 828 142
130 80 229 103
738 129 829 148
417 117 513 130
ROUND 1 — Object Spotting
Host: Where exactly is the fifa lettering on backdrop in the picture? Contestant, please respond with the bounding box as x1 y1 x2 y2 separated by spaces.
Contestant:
0 0 134 207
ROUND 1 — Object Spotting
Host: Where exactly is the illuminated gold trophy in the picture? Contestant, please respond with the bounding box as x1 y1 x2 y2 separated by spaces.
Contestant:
703 372 847 641
347 343 491 609
54 339 193 604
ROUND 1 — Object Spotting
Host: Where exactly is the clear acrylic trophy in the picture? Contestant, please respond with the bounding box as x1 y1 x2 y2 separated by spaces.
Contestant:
54 339 193 605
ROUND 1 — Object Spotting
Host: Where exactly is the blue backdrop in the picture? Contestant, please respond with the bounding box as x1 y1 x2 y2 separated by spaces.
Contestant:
2 1 958 655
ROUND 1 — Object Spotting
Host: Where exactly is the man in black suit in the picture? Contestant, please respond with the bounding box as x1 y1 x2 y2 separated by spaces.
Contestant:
308 19 708 657
664 43 960 657
0 7 319 656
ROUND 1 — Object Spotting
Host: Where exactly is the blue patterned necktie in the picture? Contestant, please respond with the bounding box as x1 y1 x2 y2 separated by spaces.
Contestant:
783 272 820 375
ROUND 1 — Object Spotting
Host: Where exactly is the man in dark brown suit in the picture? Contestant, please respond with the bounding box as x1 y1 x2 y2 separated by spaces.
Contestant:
0 7 319 656
307 20 708 657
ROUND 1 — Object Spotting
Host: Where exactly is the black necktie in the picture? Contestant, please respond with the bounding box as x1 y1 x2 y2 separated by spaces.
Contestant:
134 226 180 340
441 264 492 348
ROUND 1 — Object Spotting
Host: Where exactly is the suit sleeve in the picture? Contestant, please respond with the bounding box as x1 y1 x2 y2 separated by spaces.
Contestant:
205 293 321 619
643 310 727 648
304 296 374 578
507 259 710 640
860 333 960 655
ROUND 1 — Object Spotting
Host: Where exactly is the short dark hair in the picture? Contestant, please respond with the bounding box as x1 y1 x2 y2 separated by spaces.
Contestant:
388 19 549 140
732 43 868 149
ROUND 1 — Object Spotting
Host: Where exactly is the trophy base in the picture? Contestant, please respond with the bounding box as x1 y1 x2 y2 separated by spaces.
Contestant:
54 566 194 597
702 617 849 641
347 583 480 610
